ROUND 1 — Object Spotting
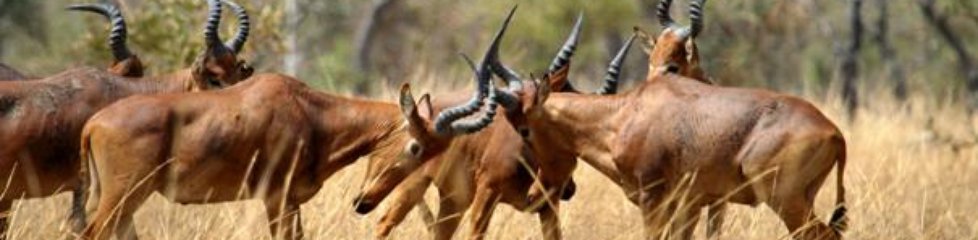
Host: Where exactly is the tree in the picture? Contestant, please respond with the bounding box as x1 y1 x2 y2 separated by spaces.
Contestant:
874 0 906 101
0 0 47 57
282 0 304 77
352 0 401 93
840 0 863 119
918 0 978 111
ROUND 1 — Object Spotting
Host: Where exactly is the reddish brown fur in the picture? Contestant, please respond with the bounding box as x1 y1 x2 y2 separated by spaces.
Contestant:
500 31 849 240
0 23 250 239
105 56 145 78
78 73 491 239
635 27 711 84
356 99 574 240
354 30 593 240
352 18 677 240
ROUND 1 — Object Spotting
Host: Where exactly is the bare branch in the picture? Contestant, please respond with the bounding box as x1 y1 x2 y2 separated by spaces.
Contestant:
874 0 906 100
353 0 398 73
840 0 863 119
918 0 978 109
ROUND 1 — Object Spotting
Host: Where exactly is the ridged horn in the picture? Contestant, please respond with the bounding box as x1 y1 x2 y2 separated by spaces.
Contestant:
547 12 583 74
203 0 223 48
448 67 498 135
67 3 132 61
689 0 707 38
463 53 521 110
491 60 523 90
222 0 249 53
596 34 636 95
657 0 677 28
433 6 514 136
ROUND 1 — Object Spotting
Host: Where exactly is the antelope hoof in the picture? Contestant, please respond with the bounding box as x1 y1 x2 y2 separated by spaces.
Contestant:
560 180 577 201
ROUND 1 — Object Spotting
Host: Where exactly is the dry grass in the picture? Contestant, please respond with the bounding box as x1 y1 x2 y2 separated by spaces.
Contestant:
7 90 978 239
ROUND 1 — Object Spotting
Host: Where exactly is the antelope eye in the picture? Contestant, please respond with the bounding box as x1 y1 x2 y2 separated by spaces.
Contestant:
206 77 222 88
665 64 680 73
406 140 423 157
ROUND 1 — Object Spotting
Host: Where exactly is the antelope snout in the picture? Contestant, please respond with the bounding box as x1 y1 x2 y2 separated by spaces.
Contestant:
352 194 377 214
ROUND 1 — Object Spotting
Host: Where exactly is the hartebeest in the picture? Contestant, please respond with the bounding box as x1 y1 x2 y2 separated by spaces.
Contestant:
487 0 850 239
0 0 250 237
77 9 514 239
353 9 636 240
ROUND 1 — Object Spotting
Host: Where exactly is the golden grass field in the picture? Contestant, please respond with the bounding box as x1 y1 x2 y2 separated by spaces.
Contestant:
5 81 978 239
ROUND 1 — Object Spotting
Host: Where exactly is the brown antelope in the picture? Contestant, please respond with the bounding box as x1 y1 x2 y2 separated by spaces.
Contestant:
353 9 636 240
0 0 250 237
77 9 514 239
0 3 145 81
486 0 850 239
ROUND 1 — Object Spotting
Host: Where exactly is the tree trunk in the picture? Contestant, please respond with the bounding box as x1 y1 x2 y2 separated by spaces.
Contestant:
918 0 978 110
352 0 398 93
282 0 303 77
875 0 906 101
840 0 863 120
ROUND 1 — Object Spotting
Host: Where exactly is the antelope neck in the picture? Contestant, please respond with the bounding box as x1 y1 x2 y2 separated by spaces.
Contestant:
300 90 405 183
534 93 623 181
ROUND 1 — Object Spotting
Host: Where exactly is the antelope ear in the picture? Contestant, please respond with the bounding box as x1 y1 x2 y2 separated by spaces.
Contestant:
634 26 655 54
534 76 552 107
547 64 571 91
399 83 427 129
417 93 433 121
685 37 699 65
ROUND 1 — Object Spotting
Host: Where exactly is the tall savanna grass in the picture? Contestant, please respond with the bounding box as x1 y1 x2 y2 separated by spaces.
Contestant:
7 74 978 239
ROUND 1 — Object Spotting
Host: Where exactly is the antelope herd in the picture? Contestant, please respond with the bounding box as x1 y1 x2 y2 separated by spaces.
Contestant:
0 0 849 239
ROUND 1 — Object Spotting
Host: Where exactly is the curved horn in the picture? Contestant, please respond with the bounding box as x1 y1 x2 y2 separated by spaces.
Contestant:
657 0 677 28
448 69 499 135
547 12 583 74
491 60 523 91
689 0 707 38
204 0 223 48
433 6 514 136
464 53 521 109
222 0 249 53
596 34 636 95
67 3 132 61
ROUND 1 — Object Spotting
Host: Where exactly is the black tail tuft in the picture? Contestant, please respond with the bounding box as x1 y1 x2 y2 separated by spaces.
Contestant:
829 205 848 232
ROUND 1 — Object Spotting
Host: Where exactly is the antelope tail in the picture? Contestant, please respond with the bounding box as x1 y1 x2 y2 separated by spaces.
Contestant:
829 137 848 233
76 132 101 233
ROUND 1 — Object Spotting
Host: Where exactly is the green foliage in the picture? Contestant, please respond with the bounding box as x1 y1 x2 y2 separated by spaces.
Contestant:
1 0 977 102
0 0 46 42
